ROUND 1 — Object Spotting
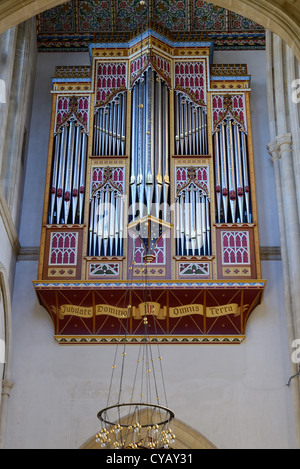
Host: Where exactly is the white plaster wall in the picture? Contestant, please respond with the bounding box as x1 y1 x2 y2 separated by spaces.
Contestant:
4 49 297 449
4 259 297 449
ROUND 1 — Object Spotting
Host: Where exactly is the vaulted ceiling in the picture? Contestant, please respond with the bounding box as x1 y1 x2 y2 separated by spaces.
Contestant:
1 0 299 61
36 0 265 51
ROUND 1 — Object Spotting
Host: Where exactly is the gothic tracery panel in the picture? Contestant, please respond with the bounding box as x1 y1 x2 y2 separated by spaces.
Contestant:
95 62 127 106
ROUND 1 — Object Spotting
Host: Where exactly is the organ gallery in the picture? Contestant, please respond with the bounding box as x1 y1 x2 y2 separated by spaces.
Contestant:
33 30 266 344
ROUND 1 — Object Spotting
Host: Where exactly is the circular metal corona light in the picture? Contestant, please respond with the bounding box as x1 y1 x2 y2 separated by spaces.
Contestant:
96 403 175 449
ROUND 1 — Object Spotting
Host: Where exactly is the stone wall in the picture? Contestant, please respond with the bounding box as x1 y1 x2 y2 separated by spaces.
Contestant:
0 17 37 448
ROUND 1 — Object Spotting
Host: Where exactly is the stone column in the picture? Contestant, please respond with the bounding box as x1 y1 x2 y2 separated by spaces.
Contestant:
286 43 300 221
0 18 37 217
0 26 18 172
276 134 300 338
0 18 37 449
267 142 294 339
267 29 300 447
0 380 13 449
268 137 300 448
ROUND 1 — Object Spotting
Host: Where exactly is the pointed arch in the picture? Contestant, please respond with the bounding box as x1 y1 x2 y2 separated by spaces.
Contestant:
0 263 13 448
80 412 217 449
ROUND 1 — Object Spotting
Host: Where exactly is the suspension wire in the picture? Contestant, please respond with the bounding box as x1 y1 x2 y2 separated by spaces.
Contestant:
105 285 130 408
144 251 169 407
105 237 134 408
116 262 134 405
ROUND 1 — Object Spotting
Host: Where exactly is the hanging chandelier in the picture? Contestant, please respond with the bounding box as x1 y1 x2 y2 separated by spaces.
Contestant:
95 0 175 450
95 270 176 449
96 398 175 450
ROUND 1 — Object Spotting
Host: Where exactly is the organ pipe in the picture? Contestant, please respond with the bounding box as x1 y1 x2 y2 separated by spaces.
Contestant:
50 130 61 224
214 129 221 223
71 124 81 224
79 133 87 224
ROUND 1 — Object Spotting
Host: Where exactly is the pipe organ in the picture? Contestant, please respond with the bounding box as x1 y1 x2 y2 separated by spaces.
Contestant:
34 31 266 345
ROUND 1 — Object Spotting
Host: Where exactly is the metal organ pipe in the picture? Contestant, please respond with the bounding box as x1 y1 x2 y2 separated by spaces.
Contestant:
79 133 87 224
97 190 103 256
194 103 199 155
156 75 163 219
121 93 126 156
234 123 244 223
220 122 228 223
146 74 153 217
241 131 251 222
72 124 81 224
183 97 188 154
226 119 236 223
196 189 202 253
163 81 170 221
64 119 75 224
214 129 221 224
175 94 180 155
130 84 138 220
50 130 61 224
138 77 145 219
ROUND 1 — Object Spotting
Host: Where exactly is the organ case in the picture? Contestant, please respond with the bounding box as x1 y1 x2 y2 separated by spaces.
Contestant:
34 32 265 344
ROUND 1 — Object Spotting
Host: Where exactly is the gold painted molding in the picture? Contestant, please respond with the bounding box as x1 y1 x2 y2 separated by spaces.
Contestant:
0 0 299 62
